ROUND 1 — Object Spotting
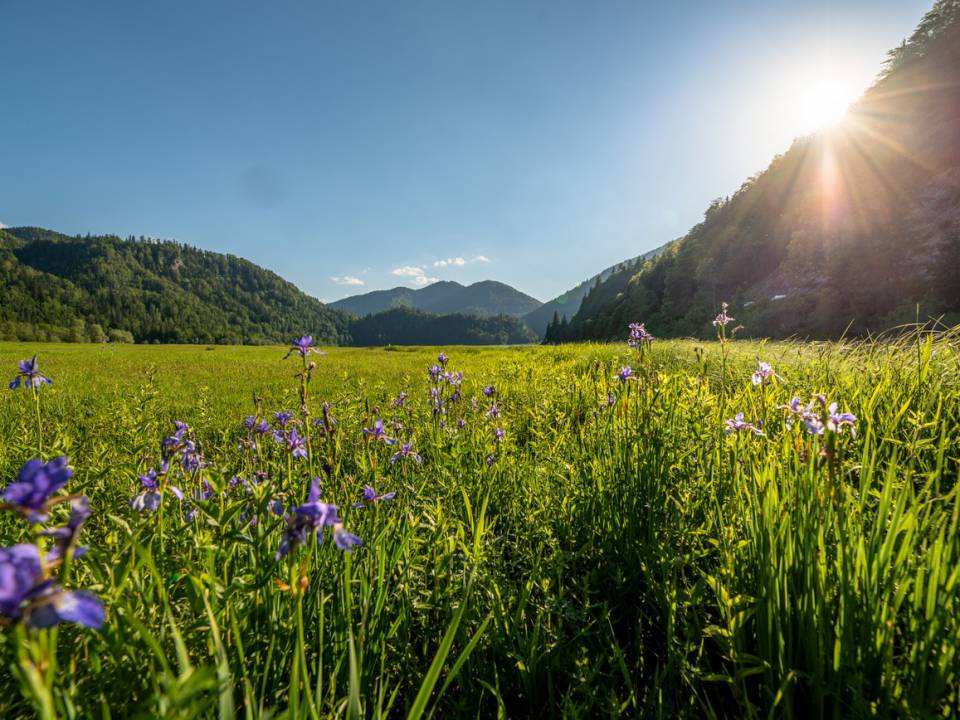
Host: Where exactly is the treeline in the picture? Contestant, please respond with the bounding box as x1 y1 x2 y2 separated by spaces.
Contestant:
0 227 349 344
559 0 960 342
349 307 538 346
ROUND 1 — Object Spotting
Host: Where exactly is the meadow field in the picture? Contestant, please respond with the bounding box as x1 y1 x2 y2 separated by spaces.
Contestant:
1 333 958 718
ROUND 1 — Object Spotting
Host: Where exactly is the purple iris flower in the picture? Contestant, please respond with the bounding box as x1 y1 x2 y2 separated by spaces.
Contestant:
9 355 53 391
394 391 408 408
162 421 190 449
269 498 285 516
279 427 308 460
285 335 326 359
363 419 397 445
617 366 634 382
0 544 104 629
2 457 73 523
437 352 449 366
131 466 182 513
390 442 422 465
724 413 764 436
428 365 442 383
333 524 363 551
712 302 734 327
494 428 505 442
627 322 654 348
751 362 779 386
273 411 296 429
445 371 463 386
458 418 466 430
486 402 501 419
352 484 397 508
827 404 857 435
276 478 342 559
40 496 91 562
483 385 496 397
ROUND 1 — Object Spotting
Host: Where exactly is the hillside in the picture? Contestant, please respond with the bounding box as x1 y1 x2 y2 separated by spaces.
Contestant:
330 279 542 318
348 307 537 345
0 227 350 344
559 0 960 341
522 245 665 338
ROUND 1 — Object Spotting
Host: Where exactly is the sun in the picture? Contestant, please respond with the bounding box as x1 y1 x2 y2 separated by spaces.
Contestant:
772 61 868 137
793 79 856 132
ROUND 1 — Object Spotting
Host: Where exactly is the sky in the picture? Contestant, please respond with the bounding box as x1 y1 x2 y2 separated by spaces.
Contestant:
0 0 931 302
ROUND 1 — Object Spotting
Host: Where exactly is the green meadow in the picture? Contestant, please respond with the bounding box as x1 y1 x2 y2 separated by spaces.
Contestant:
0 335 958 718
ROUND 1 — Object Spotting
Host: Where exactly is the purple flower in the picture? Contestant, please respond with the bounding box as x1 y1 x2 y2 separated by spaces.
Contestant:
437 352 449 366
9 355 53 390
162 421 190 449
285 335 326 360
712 302 734 328
616 366 634 382
780 396 856 437
276 479 345 559
428 365 442 383
40 496 91 562
243 415 257 430
394 391 408 408
362 419 397 445
827 404 857 435
333 524 363 551
494 428 505 443
458 418 466 430
606 391 616 406
2 457 73 523
131 465 182 513
724 413 764 436
352 484 397 508
751 362 778 386
278 427 308 460
486 402 501 419
390 442 422 465
273 411 296 429
483 385 496 397
627 322 654 348
0 544 104 629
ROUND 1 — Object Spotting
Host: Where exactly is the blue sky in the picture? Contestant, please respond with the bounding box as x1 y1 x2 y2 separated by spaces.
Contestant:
0 0 930 302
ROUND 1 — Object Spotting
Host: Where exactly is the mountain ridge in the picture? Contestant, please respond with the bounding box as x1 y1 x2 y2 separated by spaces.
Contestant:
330 279 542 318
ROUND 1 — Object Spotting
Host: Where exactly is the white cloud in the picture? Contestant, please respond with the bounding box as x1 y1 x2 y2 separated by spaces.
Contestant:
472 255 491 263
391 266 438 286
331 275 365 286
432 256 466 268
0 221 7 229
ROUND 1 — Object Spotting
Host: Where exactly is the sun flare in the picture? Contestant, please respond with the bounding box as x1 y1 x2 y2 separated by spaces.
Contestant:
774 63 867 137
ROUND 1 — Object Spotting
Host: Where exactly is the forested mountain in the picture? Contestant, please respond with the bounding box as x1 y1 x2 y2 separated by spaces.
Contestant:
349 307 537 346
0 227 350 344
557 0 960 342
330 280 542 318
523 245 665 338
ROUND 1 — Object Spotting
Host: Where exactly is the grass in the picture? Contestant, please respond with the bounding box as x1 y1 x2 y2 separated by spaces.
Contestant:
0 334 957 718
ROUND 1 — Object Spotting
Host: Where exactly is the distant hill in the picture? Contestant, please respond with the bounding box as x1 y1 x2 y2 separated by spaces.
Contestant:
0 227 350 344
556 0 960 342
349 307 538 346
522 246 665 338
330 280 542 318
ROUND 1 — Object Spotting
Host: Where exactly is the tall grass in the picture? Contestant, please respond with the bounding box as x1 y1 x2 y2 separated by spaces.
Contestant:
0 332 957 717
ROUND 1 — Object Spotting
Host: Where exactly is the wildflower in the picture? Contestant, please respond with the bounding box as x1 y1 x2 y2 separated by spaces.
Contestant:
2 457 73 524
724 413 764 436
390 442 422 464
827 404 857 435
284 335 326 360
780 396 857 436
0 544 104 629
9 355 53 390
458 418 466 430
243 415 258 430
131 464 182 513
363 419 397 445
486 402 501 419
444 371 463 386
40 496 91 561
627 322 654 348
428 364 442 383
352 484 397 508
483 385 496 397
394 391 408 408
333 524 363 551
606 391 616 406
494 428 506 442
437 352 449 367
162 421 190 450
269 498 285 516
616 366 634 382
277 427 308 460
712 302 734 327
751 361 779 386
273 411 296 429
276 479 343 559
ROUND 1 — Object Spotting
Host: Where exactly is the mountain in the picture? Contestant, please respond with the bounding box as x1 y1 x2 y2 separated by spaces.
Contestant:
330 280 542 318
522 246 666 338
557 0 960 342
0 227 350 344
348 307 538 346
